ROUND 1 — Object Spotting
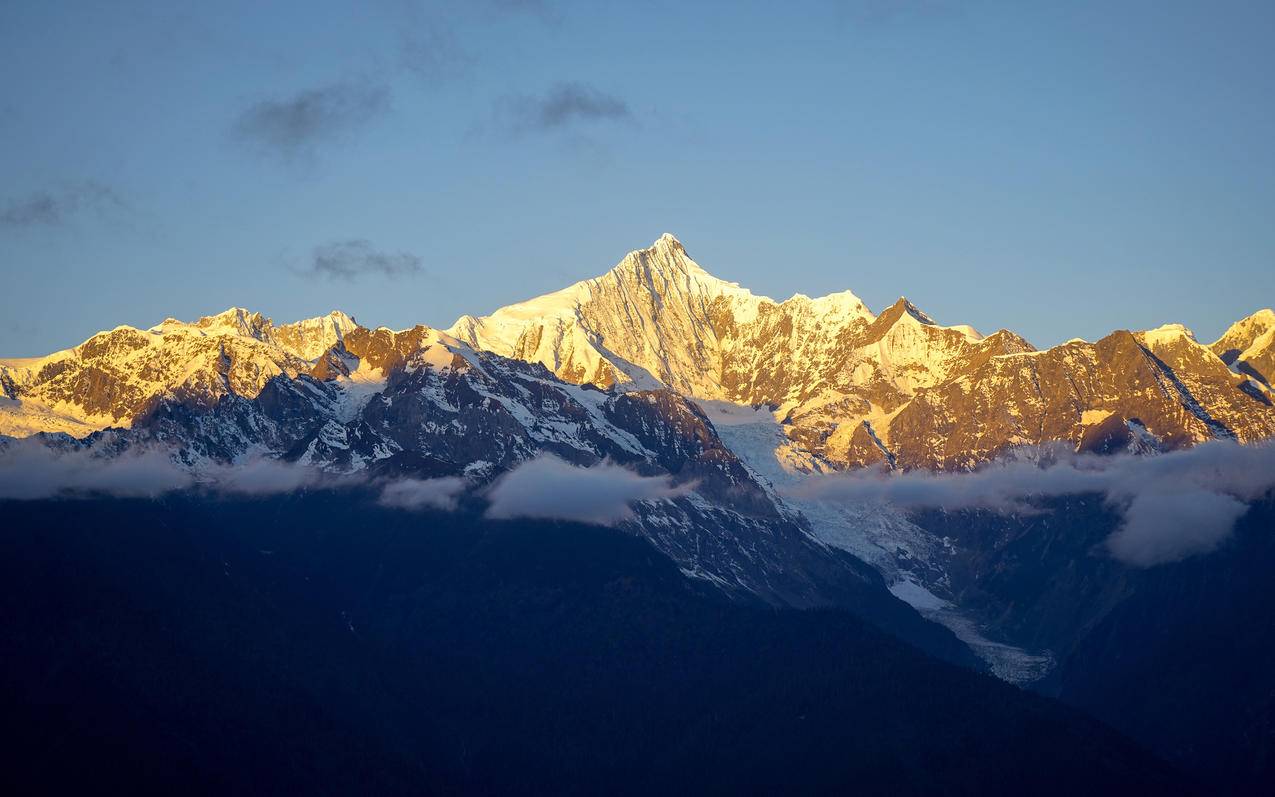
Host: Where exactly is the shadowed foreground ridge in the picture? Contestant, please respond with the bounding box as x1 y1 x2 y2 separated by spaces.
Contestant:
0 494 1189 795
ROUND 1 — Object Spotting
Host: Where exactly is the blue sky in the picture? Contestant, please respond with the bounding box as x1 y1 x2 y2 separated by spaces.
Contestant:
2 0 1273 355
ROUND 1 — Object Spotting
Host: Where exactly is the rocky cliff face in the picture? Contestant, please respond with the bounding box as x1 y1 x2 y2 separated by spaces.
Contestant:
873 326 1275 469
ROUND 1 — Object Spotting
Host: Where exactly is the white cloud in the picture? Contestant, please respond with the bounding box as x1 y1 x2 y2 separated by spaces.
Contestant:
483 455 690 526
1106 489 1248 567
378 477 467 511
785 441 1275 568
210 456 334 495
0 440 192 499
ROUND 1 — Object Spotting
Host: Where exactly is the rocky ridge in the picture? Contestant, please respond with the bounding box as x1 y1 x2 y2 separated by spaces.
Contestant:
446 234 1275 469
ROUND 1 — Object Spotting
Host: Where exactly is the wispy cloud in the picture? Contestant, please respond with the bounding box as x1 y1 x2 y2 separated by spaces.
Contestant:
0 441 341 501
0 181 128 229
785 442 1275 568
493 82 632 136
378 477 467 510
484 454 691 525
211 456 334 495
231 81 390 164
297 239 425 281
0 442 689 529
1106 489 1247 568
0 442 192 500
229 4 572 166
0 440 457 507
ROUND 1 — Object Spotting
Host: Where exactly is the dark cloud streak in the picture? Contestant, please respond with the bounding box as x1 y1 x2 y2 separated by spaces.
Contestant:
231 81 390 164
495 82 632 136
0 181 128 229
299 239 425 281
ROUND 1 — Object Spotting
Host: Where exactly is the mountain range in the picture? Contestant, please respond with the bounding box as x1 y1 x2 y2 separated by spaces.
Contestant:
3 234 1273 647
6 233 1272 463
4 234 1275 788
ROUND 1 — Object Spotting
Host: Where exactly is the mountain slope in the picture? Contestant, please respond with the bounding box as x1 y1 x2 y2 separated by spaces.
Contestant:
0 495 1191 795
907 493 1275 793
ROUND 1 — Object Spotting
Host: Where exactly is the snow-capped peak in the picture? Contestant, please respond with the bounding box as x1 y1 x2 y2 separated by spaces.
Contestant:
146 308 359 360
895 297 935 325
446 233 779 392
1138 322 1198 347
1232 308 1275 328
274 310 359 360
156 307 274 341
868 297 983 342
607 232 762 306
0 306 376 439
151 307 259 336
781 290 875 323
1211 309 1275 359
445 234 1005 407
1209 309 1275 388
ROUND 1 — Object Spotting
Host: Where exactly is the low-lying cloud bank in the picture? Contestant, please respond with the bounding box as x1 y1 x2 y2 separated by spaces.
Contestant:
483 455 691 526
11 434 1264 567
0 443 687 527
0 439 421 503
0 443 191 500
785 441 1275 568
